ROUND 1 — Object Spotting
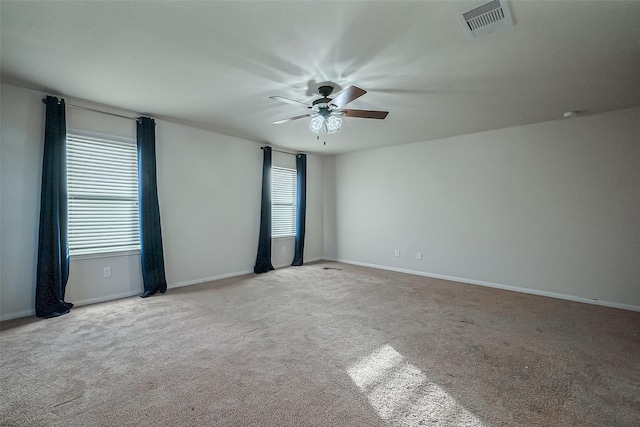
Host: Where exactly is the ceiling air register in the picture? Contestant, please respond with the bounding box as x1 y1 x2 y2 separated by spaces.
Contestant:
458 0 514 38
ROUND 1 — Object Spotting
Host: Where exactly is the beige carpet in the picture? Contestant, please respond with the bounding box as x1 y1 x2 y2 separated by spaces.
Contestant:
1 262 639 426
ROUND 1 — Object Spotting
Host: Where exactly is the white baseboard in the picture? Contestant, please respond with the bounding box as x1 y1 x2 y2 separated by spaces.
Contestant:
1 309 35 322
272 256 325 270
0 269 256 322
168 269 254 289
7 258 631 321
168 260 326 287
0 290 143 322
71 290 142 307
334 258 640 312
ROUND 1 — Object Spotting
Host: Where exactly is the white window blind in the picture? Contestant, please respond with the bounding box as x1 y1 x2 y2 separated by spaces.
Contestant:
66 133 140 256
272 166 297 238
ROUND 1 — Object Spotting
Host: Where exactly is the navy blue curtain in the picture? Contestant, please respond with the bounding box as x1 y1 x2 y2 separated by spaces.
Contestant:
291 154 307 266
35 96 72 318
137 117 167 298
254 147 275 273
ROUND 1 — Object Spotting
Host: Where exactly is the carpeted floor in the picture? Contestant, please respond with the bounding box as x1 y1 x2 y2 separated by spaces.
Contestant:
1 261 639 426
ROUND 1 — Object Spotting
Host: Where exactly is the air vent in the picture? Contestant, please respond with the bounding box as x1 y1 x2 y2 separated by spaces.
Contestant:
458 0 513 39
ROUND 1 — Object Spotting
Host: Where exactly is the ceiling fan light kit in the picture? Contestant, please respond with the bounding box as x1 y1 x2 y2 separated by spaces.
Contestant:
270 84 388 136
310 114 342 134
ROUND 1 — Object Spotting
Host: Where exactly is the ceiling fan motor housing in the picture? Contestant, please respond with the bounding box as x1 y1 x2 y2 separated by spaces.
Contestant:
313 85 335 110
312 98 332 106
317 85 335 97
311 86 333 118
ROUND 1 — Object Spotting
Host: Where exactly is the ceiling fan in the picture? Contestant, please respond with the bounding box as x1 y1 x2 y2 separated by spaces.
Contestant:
270 85 388 134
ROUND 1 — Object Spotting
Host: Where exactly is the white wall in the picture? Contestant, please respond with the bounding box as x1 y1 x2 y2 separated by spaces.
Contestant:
1 83 324 320
328 108 640 309
322 156 337 260
1 83 45 319
154 120 261 285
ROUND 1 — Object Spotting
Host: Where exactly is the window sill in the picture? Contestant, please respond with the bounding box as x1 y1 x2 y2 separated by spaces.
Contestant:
272 235 295 241
70 249 140 261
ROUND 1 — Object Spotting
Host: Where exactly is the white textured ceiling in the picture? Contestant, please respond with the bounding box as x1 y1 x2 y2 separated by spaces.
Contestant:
2 1 639 154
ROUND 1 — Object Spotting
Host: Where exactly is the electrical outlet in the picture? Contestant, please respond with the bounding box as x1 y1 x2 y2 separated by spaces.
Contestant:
416 251 423 260
394 249 400 257
282 246 286 253
103 267 111 278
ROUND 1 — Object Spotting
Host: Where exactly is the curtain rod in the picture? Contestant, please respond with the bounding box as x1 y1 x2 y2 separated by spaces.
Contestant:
42 98 142 121
261 146 304 156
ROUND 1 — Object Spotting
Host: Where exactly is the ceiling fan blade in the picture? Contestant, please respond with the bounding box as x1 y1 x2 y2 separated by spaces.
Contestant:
328 86 367 109
339 109 389 119
273 114 313 124
269 96 311 108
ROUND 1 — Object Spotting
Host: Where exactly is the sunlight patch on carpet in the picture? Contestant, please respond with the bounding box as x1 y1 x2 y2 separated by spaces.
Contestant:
347 345 484 426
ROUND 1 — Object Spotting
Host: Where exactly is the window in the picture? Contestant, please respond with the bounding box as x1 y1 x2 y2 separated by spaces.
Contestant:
66 132 140 256
271 166 296 238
